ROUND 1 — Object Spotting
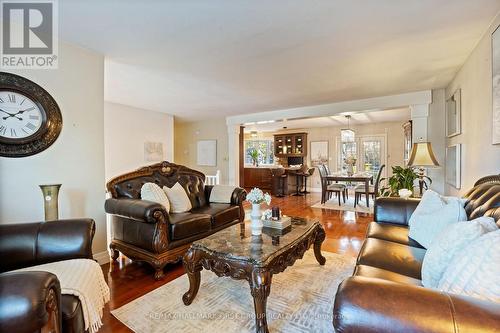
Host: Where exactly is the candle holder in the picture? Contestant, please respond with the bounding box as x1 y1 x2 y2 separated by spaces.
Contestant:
39 184 62 221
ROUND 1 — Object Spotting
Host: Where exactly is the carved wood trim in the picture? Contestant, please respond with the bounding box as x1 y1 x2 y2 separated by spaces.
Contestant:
41 287 60 333
106 161 207 197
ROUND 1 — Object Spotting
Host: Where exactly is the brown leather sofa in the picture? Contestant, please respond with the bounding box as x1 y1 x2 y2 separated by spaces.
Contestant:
0 219 96 333
333 181 500 332
105 161 247 279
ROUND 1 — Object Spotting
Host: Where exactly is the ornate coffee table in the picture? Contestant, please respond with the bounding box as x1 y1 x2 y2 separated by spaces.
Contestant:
182 217 326 333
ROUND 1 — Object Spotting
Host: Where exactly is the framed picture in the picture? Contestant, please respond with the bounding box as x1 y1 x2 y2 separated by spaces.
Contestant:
197 140 217 166
492 25 500 144
446 89 461 137
310 141 328 166
144 142 163 162
445 144 461 189
402 121 412 166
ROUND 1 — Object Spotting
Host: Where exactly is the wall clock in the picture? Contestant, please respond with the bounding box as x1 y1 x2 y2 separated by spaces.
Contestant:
0 72 62 157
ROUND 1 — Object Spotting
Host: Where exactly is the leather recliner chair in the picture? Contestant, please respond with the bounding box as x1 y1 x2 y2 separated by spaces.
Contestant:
0 219 96 333
333 180 500 332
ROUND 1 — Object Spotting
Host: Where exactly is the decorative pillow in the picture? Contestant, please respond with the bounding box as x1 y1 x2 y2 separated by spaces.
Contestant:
408 190 466 249
140 182 170 213
163 182 192 213
421 216 497 288
437 229 500 303
209 185 237 204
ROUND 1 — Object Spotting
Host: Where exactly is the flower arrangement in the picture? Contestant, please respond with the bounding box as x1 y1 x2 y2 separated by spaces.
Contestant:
344 155 357 166
246 187 272 205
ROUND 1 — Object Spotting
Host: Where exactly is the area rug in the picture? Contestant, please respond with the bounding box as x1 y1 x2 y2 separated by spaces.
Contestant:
111 251 355 333
311 196 374 214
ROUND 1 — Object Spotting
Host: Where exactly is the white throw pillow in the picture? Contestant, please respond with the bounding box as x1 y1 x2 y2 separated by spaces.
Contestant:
408 190 466 249
437 229 500 303
140 182 170 213
422 217 498 288
163 183 192 213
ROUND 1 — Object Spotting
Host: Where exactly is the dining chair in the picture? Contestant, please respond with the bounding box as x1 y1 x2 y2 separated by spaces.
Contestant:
318 164 347 205
354 164 385 207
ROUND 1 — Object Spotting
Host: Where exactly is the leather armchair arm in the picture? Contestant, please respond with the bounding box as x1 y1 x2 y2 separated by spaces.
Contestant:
105 198 168 223
230 187 247 206
333 276 500 333
374 197 420 226
0 272 62 333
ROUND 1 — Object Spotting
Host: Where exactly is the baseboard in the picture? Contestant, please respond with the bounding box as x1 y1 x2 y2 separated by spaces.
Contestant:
93 250 110 265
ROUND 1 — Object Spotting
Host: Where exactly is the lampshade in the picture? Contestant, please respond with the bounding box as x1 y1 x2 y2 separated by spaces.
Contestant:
408 142 440 167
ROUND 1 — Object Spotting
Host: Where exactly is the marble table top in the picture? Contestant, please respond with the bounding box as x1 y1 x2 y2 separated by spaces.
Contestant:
192 216 319 266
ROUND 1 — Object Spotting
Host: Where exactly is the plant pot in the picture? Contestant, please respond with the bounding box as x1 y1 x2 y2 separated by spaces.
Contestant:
250 203 263 236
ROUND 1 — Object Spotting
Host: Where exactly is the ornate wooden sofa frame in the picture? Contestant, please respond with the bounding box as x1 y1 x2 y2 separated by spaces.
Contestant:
105 161 246 279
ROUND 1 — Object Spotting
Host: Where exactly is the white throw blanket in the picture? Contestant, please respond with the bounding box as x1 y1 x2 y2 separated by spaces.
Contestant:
209 185 237 203
15 259 110 333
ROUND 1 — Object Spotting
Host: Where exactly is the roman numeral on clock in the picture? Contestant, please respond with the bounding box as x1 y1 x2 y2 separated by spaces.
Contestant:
26 122 37 131
0 125 5 135
0 98 4 103
10 128 16 137
8 94 15 103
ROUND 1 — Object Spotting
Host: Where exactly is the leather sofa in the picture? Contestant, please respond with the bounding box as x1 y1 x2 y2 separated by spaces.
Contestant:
0 219 96 333
333 181 500 332
105 161 246 279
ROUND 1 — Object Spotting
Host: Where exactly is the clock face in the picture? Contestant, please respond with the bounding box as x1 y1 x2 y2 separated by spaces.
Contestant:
0 90 44 141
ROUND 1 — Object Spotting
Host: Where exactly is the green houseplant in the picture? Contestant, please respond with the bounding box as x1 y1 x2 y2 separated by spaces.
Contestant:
248 148 260 166
380 166 432 197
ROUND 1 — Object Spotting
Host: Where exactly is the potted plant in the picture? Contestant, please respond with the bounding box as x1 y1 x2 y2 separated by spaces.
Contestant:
248 148 260 167
380 166 432 197
246 188 272 235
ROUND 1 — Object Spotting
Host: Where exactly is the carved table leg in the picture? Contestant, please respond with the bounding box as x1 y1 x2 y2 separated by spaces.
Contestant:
314 227 326 265
110 244 119 261
249 269 272 333
182 247 202 305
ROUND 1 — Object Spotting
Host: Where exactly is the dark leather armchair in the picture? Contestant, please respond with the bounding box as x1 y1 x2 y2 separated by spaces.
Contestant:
0 219 96 333
105 161 246 279
333 181 500 332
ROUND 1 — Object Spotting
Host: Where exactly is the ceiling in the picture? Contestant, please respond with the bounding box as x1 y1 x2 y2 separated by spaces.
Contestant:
59 1 500 121
243 107 411 132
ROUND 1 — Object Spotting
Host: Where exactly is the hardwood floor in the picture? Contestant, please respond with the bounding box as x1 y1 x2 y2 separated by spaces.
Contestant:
99 192 372 333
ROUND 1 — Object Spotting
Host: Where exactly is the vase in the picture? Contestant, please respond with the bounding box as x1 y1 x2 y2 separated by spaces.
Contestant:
347 164 354 176
250 203 263 236
39 184 62 221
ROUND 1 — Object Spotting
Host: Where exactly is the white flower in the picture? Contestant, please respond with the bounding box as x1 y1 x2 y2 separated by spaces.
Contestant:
246 187 272 205
262 209 272 220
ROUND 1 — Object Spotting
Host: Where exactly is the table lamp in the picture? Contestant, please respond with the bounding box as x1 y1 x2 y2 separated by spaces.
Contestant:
407 142 439 196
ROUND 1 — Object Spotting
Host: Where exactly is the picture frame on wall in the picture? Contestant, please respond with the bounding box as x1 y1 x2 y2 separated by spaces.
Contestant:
197 140 217 166
446 89 461 137
310 141 328 166
445 144 461 189
492 25 500 144
402 121 412 166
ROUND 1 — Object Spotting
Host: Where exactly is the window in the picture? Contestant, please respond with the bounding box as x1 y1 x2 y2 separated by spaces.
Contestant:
245 140 274 165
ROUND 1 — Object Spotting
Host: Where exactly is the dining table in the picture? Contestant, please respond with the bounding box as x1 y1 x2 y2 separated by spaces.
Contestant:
325 173 374 207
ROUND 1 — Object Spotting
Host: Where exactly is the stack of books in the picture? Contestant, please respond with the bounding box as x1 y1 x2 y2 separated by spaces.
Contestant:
262 215 291 230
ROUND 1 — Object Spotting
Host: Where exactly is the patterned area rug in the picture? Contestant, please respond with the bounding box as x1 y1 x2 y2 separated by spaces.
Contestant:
311 196 374 214
111 251 355 333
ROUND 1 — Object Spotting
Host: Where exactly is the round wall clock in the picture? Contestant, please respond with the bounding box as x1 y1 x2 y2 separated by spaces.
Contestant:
0 72 62 157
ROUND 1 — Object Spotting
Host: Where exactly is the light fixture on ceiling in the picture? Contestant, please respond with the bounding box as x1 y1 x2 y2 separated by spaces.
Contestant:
341 115 355 142
250 131 258 138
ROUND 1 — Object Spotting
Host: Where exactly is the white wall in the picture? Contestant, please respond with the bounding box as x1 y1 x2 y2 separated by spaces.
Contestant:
428 89 446 194
104 102 174 180
445 14 500 195
174 118 230 184
0 42 107 254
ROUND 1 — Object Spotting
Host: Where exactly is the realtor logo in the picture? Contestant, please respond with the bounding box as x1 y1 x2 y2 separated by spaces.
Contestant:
1 0 58 69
